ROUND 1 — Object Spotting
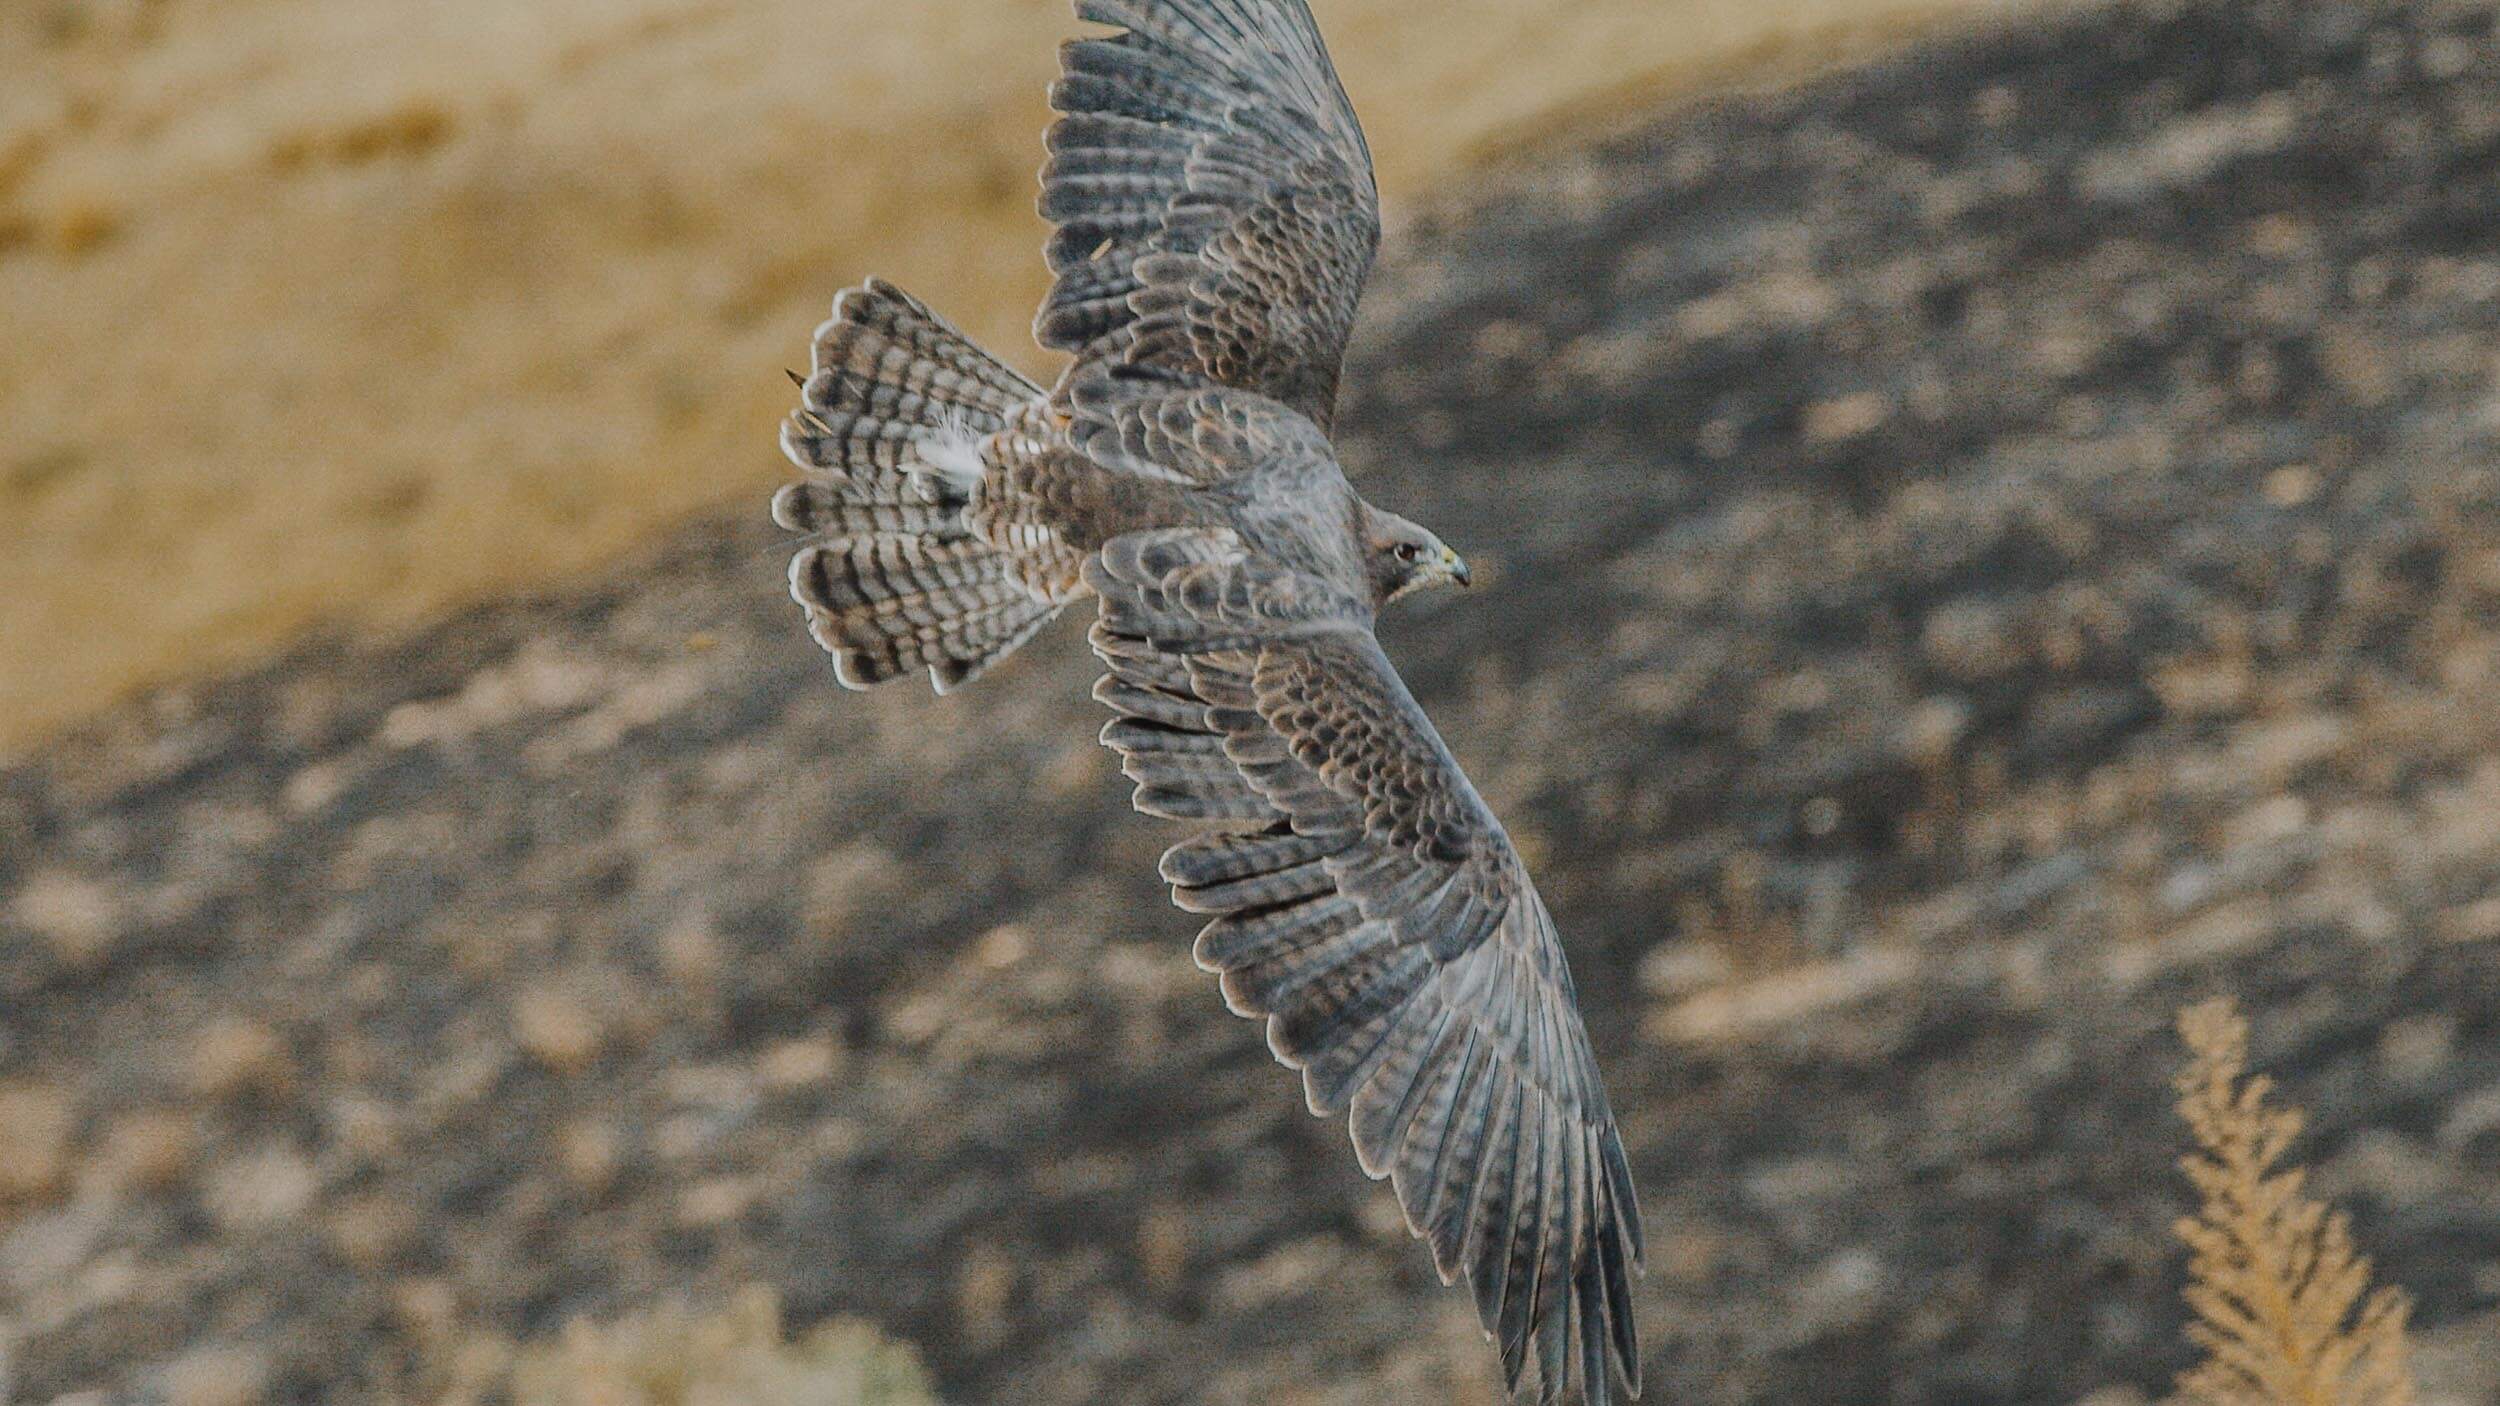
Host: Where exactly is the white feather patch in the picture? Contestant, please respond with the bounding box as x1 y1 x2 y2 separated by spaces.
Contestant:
918 416 989 490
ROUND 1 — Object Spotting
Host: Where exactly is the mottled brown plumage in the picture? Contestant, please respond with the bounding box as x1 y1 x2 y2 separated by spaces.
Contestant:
772 3 1641 1399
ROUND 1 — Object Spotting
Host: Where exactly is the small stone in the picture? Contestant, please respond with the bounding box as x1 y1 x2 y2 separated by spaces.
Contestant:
1921 600 2023 681
390 1277 461 1344
1795 1247 1888 1333
2442 894 2500 945
676 1176 756 1227
972 924 1030 970
1138 1203 1191 1293
1696 417 1740 459
1803 392 1891 444
2231 713 2348 780
8 870 121 969
556 1120 621 1192
281 761 347 814
189 1019 290 1099
326 1193 420 1269
2439 1084 2500 1160
756 1035 845 1091
202 1144 318 1232
1040 740 1104 799
957 1242 1017 1348
163 1345 270 1406
2221 794 2309 848
1637 940 1731 1000
1357 1190 1408 1243
89 1108 196 1195
2421 35 2473 80
2020 680 2160 755
1655 1227 1727 1286
0 1082 76 1201
1971 85 2018 126
325 1095 401 1166
1213 1237 1342 1312
805 842 897 934
2264 463 2322 507
2151 655 2251 717
2317 1130 2451 1206
654 913 725 984
512 987 602 1073
2377 1016 2458 1086
1 1200 108 1299
1896 696 1972 764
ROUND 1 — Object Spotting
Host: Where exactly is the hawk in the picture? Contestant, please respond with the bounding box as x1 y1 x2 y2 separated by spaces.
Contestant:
771 2 1643 1398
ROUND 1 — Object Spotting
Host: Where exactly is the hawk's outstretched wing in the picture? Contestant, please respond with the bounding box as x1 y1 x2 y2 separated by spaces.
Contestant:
1038 0 1382 431
1086 529 1645 1405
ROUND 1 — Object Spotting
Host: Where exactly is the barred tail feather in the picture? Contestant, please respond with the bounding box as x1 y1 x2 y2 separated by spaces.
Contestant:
777 279 1062 693
781 276 1038 483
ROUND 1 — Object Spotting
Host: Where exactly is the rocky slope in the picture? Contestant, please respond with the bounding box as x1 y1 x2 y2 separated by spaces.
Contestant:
6 0 2500 1401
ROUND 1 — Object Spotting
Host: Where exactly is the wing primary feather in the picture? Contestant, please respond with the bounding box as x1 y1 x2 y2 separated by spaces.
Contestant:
1291 947 1433 1113
1420 1028 1494 1279
1173 854 1338 914
1192 893 1362 974
1349 997 1458 1178
1602 1127 1646 1266
1494 1095 1554 1384
1470 1071 1529 1372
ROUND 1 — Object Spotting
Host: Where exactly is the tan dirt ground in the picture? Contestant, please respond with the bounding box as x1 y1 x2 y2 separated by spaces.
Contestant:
0 0 2042 758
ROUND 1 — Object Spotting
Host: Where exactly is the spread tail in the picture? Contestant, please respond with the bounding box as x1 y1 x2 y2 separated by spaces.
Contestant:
774 278 1062 693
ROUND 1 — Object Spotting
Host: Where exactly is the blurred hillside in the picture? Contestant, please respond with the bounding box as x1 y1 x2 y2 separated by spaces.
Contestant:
0 0 2034 757
7 0 2500 1403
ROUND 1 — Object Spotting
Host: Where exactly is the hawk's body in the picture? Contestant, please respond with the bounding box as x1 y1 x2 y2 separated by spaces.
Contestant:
772 3 1643 1400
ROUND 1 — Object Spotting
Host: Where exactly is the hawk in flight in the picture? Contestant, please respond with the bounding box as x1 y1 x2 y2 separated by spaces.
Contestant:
772 2 1642 1398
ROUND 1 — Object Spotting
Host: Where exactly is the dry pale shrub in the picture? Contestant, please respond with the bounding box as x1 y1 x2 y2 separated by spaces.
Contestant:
2172 998 2418 1406
506 1286 937 1406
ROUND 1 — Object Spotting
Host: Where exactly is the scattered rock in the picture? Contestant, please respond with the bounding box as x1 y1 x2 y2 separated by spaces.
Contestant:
755 1036 845 1092
0 1083 76 1201
512 988 604 1074
161 1345 270 1406
201 1145 317 1234
86 1109 196 1197
186 1020 289 1101
1921 600 2024 683
556 1120 623 1193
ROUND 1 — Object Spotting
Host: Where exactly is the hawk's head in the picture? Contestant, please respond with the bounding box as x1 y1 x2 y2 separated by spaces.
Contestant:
1364 507 1472 605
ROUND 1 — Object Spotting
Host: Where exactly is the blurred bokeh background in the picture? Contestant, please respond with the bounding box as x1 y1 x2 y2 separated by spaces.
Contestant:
0 0 2036 754
6 0 2500 1403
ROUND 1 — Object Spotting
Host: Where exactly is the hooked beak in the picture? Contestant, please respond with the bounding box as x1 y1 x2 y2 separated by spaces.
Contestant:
1445 547 1473 588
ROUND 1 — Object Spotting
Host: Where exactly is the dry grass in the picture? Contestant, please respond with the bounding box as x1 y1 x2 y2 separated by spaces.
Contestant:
498 1286 936 1406
0 0 2049 757
2172 999 2419 1406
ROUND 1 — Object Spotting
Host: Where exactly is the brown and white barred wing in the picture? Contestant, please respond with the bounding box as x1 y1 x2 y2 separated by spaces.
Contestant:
1039 0 1382 429
1086 529 1645 1406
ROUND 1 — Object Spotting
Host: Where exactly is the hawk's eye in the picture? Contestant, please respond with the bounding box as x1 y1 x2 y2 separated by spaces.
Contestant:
1394 541 1425 564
